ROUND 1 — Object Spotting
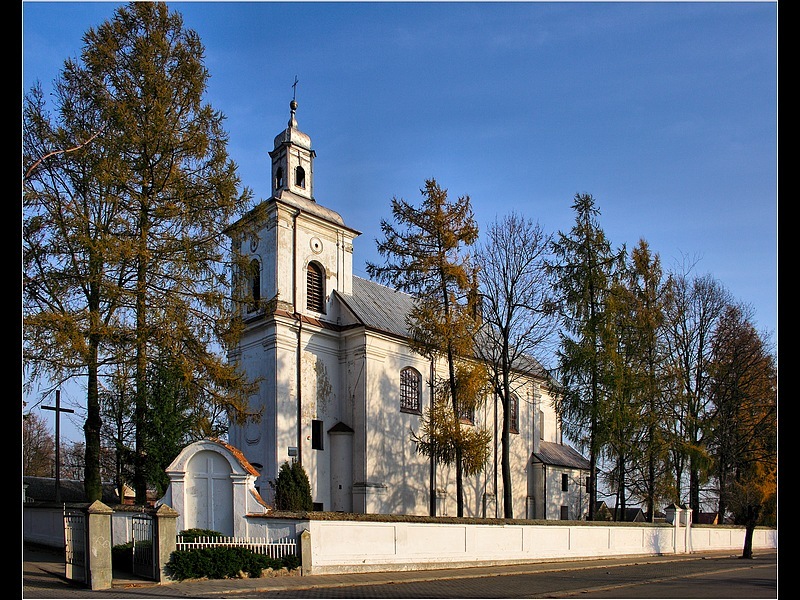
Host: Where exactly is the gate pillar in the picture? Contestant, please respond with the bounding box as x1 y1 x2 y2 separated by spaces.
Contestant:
86 500 113 590
154 504 179 582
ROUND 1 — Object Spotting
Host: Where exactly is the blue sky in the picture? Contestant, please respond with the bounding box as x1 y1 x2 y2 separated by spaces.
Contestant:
23 1 778 443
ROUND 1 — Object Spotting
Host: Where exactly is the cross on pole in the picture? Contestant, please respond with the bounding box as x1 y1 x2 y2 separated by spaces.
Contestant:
42 390 74 503
292 76 299 101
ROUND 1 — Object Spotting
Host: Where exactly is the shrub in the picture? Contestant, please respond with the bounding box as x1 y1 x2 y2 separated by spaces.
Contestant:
270 460 313 511
178 528 225 541
165 546 299 580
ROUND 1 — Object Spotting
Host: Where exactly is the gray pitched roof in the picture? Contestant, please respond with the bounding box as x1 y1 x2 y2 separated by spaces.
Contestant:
337 276 416 338
532 440 590 470
337 275 559 387
336 276 555 383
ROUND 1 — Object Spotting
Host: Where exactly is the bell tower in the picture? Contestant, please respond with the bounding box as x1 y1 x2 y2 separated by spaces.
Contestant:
269 99 315 201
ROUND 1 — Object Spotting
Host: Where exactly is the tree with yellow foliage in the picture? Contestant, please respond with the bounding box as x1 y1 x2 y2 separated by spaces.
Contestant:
367 179 491 517
707 303 776 558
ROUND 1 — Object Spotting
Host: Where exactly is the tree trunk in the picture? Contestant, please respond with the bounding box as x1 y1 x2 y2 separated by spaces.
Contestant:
501 416 512 518
741 504 761 559
83 349 102 502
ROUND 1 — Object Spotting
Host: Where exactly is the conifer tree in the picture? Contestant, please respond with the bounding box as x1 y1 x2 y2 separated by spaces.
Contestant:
603 240 673 520
547 193 625 520
271 461 313 512
23 2 258 502
367 179 490 517
707 303 776 556
612 240 672 522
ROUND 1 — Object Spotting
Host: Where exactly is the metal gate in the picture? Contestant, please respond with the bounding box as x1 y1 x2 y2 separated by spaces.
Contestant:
131 514 157 580
64 508 88 584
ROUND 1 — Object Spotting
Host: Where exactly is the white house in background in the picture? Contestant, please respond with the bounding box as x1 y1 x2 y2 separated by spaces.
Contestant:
225 99 590 520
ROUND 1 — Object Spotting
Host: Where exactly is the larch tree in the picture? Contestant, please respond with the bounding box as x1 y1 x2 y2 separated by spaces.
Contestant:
24 70 134 501
706 303 776 557
603 239 672 521
367 179 491 517
23 2 259 502
475 213 558 518
547 193 625 520
602 266 643 520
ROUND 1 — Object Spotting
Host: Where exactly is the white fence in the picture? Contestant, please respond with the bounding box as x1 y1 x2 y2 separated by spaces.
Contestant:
175 535 298 559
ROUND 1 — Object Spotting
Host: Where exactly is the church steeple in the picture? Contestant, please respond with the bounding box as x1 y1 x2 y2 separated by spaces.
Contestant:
269 98 315 201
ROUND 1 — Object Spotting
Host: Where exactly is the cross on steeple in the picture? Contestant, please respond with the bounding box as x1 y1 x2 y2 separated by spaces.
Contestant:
292 76 299 101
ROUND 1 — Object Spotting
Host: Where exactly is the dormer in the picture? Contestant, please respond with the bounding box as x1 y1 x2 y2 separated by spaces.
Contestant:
269 100 315 201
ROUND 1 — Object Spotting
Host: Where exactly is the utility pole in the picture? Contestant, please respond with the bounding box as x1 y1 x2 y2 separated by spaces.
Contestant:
42 390 74 503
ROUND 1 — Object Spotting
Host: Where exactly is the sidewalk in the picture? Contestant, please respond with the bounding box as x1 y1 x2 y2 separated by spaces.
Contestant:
22 542 754 599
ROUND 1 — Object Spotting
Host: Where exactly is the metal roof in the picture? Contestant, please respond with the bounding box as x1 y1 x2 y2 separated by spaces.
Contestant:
337 277 555 383
337 276 416 339
532 440 590 470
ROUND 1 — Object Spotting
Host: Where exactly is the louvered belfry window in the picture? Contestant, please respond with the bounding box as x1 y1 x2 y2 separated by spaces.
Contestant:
306 262 325 313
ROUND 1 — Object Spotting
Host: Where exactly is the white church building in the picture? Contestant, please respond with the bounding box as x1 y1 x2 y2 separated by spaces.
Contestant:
225 99 590 521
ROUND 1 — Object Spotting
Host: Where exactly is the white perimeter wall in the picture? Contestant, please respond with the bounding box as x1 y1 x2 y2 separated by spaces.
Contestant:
24 506 778 578
294 519 778 575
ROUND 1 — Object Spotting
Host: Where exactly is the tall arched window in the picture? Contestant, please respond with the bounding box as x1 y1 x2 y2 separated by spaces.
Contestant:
400 367 421 413
306 262 325 313
295 166 306 189
248 259 260 313
275 167 284 189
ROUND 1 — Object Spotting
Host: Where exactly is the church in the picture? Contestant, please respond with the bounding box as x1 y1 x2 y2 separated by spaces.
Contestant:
225 99 590 520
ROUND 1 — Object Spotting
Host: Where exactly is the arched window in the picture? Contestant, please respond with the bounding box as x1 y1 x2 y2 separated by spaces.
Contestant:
306 262 325 313
275 167 284 189
295 166 306 189
509 394 519 434
400 367 421 413
248 259 260 313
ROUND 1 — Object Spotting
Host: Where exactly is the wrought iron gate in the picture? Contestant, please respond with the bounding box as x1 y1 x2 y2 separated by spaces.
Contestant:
64 508 88 584
131 513 157 580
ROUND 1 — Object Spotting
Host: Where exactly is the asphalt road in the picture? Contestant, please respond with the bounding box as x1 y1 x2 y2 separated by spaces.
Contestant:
210 552 779 599
23 544 777 599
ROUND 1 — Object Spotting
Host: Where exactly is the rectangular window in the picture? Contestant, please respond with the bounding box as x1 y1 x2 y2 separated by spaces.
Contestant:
509 395 519 434
457 405 475 425
586 476 591 491
562 473 569 492
539 410 544 440
560 505 569 520
312 419 324 450
312 502 323 511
